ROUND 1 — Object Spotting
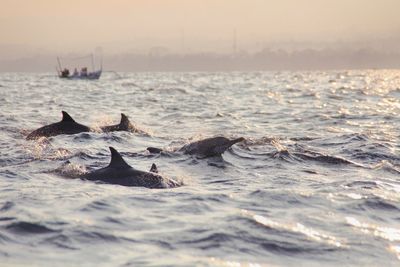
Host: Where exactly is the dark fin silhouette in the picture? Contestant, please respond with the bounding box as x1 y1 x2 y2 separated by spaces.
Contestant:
147 147 163 154
61 111 75 122
108 147 131 168
120 113 130 127
149 163 158 173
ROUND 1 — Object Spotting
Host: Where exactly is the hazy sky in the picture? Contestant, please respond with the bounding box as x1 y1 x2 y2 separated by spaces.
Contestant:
1 0 400 55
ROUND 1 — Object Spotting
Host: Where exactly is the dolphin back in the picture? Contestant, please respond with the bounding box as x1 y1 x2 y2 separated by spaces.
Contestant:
182 136 245 157
101 113 135 132
83 147 180 189
26 111 91 139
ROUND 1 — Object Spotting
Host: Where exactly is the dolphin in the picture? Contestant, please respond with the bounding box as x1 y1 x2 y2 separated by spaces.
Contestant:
83 147 180 189
26 111 91 140
100 113 145 134
147 136 245 158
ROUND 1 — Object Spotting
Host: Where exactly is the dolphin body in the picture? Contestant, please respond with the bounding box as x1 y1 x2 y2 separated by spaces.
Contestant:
101 113 145 134
147 136 245 158
26 111 91 140
83 147 180 189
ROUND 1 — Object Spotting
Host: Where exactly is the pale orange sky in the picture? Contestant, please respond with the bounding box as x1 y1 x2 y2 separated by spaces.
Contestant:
1 0 400 54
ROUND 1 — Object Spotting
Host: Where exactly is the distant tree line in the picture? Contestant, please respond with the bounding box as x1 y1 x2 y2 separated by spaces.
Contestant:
1 48 400 72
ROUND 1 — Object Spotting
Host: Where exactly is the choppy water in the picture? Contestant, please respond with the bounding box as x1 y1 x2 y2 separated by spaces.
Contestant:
0 70 399 266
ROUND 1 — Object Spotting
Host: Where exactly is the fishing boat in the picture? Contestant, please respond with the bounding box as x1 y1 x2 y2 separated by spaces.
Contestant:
57 54 102 80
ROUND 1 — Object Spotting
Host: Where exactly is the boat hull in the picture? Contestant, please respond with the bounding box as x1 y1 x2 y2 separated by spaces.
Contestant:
59 70 102 80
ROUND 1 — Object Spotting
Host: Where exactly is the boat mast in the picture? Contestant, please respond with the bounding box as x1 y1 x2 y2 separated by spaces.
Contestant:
91 54 95 72
57 57 62 73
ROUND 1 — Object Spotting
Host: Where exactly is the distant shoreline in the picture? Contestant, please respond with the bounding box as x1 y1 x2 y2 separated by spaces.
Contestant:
1 48 400 72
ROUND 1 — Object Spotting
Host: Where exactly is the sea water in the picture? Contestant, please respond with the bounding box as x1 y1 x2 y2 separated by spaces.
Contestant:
0 70 399 266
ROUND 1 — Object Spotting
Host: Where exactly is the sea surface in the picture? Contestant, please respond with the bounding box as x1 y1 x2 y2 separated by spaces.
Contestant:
0 70 399 266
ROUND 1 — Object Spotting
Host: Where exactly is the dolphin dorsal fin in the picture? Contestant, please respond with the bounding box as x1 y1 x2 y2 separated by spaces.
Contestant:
149 163 158 173
108 147 131 168
120 113 130 127
61 111 75 122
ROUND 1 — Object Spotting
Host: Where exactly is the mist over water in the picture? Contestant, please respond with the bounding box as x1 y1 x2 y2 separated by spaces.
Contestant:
1 0 400 67
0 70 399 266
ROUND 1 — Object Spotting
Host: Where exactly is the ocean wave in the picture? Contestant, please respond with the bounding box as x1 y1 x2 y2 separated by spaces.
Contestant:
40 234 78 250
80 200 115 212
72 133 94 141
242 210 343 248
72 230 123 243
345 180 379 189
350 150 399 162
0 201 14 211
346 216 400 242
359 197 400 211
293 153 356 165
373 161 400 174
0 170 19 179
178 232 234 250
5 221 60 234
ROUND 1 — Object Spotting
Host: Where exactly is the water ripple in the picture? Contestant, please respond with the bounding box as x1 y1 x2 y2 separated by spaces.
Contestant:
0 71 399 266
